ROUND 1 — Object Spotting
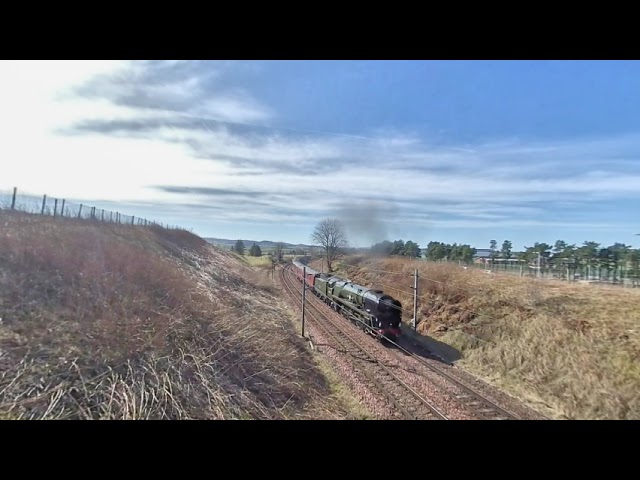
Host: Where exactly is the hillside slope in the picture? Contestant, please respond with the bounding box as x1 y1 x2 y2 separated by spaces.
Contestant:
317 255 640 420
0 212 358 419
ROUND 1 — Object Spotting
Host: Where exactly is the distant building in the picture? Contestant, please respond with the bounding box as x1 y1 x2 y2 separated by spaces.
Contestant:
473 248 492 264
473 248 524 266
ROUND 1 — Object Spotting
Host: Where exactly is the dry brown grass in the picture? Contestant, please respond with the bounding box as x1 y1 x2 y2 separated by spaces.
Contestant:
321 255 640 420
0 211 351 419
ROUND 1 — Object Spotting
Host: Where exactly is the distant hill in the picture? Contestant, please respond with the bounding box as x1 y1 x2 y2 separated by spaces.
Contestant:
204 238 317 250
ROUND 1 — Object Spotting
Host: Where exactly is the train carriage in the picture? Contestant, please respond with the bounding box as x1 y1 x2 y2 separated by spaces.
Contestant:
292 259 320 289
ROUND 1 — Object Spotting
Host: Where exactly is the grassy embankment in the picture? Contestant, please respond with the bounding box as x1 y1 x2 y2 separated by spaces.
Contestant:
312 255 640 420
0 211 365 419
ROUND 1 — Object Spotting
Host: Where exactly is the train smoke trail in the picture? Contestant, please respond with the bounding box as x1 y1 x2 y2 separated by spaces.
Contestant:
336 201 398 247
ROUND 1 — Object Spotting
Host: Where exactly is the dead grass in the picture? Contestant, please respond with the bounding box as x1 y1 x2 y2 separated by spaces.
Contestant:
0 211 350 419
325 255 640 420
214 257 368 419
237 254 274 268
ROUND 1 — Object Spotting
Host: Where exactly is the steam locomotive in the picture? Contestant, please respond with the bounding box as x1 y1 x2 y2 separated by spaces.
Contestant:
291 259 402 342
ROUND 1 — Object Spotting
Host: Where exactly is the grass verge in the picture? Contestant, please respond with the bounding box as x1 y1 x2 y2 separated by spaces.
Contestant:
316 255 640 420
0 211 350 419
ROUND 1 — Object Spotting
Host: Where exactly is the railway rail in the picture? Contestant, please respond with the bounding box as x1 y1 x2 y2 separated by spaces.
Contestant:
285 262 530 420
392 337 521 420
281 264 448 420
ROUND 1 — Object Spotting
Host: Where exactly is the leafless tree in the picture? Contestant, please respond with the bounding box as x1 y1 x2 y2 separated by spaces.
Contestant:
273 242 285 262
311 218 348 272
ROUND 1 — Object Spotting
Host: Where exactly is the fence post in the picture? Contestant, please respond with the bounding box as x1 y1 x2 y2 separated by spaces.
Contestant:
11 187 16 210
41 194 47 215
54 198 58 218
132 216 135 225
61 199 65 217
78 204 83 219
101 209 104 222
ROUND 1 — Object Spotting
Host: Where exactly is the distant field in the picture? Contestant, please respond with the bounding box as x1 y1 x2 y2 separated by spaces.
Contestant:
315 254 640 420
238 255 273 267
0 211 360 419
233 254 296 267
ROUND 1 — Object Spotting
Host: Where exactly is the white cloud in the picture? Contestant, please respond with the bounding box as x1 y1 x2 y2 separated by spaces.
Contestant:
1 59 640 239
196 95 272 123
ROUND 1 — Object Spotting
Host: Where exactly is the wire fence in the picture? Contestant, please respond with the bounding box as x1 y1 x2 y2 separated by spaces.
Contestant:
417 258 640 288
0 186 186 230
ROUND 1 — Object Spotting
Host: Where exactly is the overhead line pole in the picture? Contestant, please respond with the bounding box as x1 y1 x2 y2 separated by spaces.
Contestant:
412 269 418 331
302 266 306 337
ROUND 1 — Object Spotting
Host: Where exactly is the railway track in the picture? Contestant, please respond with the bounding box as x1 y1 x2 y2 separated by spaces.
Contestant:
281 265 447 420
392 339 521 420
284 263 526 420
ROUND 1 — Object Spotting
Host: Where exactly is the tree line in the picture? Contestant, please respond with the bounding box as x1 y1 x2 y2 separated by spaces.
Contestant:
369 239 477 262
422 241 477 263
303 217 640 282
510 240 640 280
370 239 421 257
231 240 263 257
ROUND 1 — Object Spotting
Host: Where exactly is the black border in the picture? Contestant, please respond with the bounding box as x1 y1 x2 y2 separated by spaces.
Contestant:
2 28 636 465
5 6 639 59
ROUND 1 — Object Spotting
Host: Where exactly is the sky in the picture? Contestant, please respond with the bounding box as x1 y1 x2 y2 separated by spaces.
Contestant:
1 60 640 251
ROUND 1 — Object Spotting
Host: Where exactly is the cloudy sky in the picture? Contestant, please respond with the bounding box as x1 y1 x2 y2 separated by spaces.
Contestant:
1 60 640 250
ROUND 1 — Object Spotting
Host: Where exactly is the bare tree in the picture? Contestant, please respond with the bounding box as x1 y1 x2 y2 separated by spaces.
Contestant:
273 242 285 263
311 218 348 272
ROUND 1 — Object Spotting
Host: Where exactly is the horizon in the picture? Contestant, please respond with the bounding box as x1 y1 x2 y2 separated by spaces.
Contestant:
202 235 631 253
2 60 640 251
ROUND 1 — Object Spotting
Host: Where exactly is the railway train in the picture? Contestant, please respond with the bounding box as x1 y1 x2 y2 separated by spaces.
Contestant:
291 259 402 342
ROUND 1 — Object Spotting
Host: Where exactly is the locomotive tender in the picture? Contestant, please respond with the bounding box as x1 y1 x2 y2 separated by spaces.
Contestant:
291 259 402 341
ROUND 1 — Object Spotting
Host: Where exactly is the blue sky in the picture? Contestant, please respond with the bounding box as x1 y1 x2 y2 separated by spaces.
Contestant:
1 60 640 250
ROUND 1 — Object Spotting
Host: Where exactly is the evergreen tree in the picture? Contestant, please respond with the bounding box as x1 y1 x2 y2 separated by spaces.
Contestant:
235 240 245 256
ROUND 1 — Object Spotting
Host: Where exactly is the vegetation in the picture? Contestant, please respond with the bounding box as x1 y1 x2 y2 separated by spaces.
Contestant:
370 239 421 257
248 243 262 257
311 218 348 272
0 211 357 419
273 242 285 262
513 240 640 284
369 235 640 284
423 242 477 263
326 254 640 420
240 254 274 267
234 239 245 256
369 239 476 263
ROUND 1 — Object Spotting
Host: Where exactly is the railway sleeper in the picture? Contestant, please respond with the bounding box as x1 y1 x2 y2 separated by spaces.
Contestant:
478 408 498 414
